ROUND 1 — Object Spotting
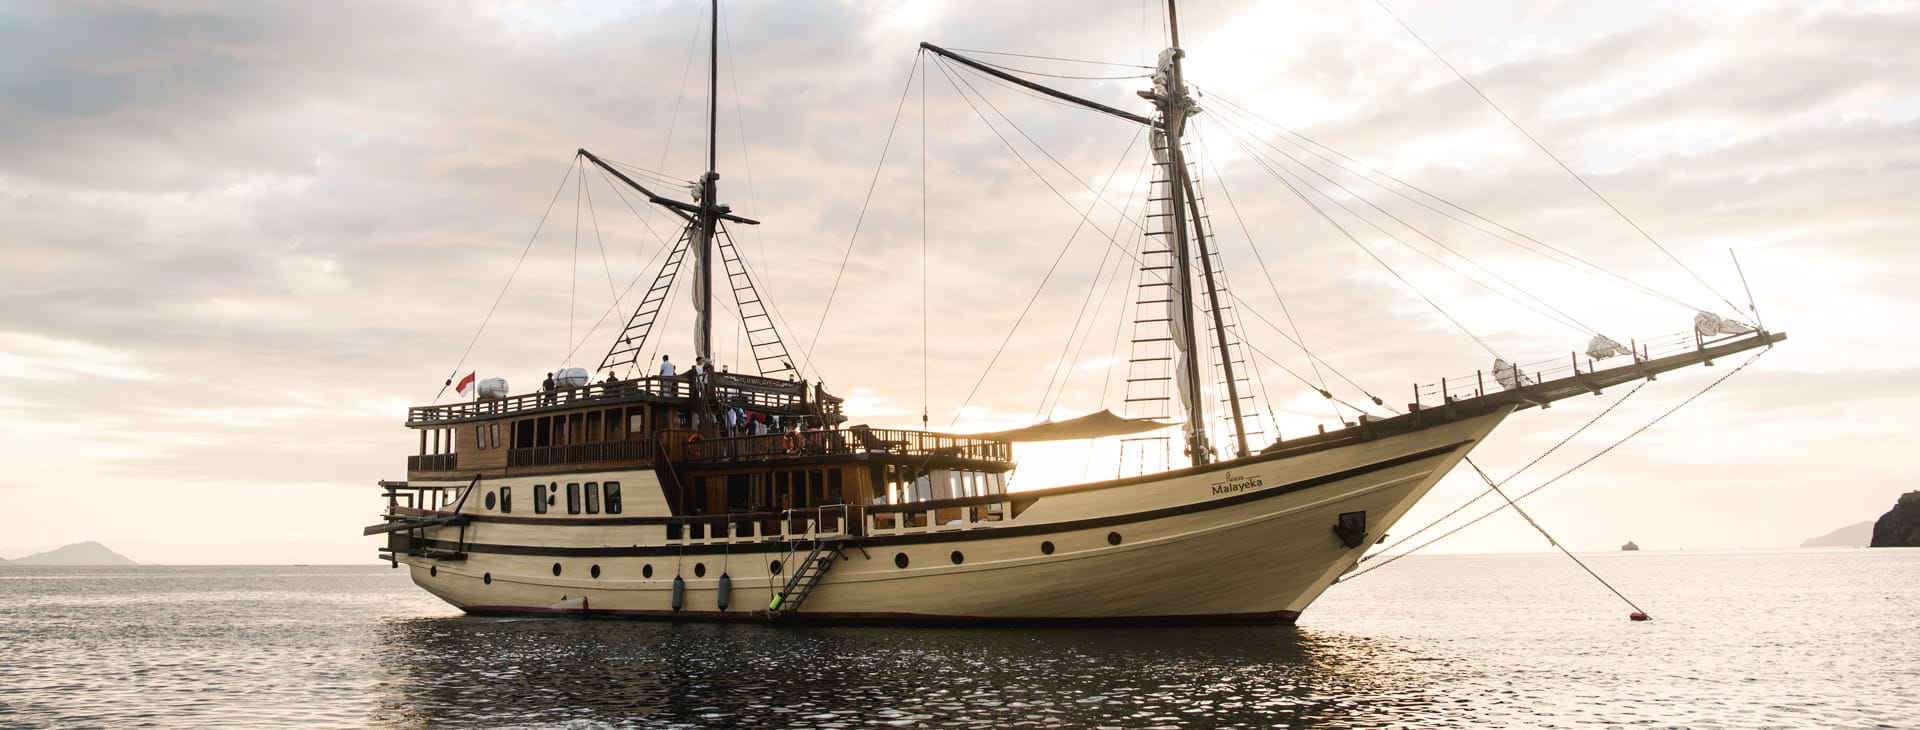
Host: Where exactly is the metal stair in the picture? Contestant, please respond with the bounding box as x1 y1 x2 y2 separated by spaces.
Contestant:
767 540 842 615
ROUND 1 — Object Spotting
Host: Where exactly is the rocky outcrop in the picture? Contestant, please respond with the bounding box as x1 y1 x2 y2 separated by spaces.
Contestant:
1870 492 1920 547
1803 521 1873 547
7 541 138 565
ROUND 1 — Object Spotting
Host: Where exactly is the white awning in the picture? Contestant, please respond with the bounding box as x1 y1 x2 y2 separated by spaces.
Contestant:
958 409 1175 443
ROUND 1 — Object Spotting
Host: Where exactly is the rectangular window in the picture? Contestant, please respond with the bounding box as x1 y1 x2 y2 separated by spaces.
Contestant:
475 425 486 450
603 481 622 514
534 483 548 514
585 481 601 514
808 470 824 506
827 469 843 503
490 423 500 449
500 486 512 513
566 482 581 515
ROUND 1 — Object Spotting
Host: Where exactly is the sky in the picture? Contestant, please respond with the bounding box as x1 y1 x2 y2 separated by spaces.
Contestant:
2 0 1916 565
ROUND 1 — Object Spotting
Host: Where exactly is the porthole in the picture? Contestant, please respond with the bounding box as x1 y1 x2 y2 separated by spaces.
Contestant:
1041 541 1055 555
483 572 492 585
429 565 438 577
485 492 497 510
694 563 706 578
590 564 601 579
643 564 654 579
769 560 783 576
894 553 910 569
552 562 563 577
950 551 964 565
1107 531 1122 545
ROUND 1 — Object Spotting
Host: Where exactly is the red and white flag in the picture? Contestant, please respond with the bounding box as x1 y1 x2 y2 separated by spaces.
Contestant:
455 372 476 397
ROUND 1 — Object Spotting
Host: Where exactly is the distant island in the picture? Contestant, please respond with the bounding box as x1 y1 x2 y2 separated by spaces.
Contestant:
1803 521 1874 548
3 541 139 566
1872 491 1920 547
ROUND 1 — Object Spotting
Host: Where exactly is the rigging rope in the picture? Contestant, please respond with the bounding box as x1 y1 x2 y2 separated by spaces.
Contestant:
431 157 578 403
929 56 1146 427
1370 0 1745 315
1476 460 1653 617
1191 123 1340 424
1371 380 1649 554
796 55 923 380
1344 347 1769 582
1202 91 1703 313
1206 110 1600 336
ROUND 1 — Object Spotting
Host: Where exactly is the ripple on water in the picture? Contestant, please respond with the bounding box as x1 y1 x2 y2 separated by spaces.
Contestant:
1 553 1918 727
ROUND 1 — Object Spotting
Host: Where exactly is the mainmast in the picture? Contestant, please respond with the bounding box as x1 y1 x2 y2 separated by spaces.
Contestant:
1149 1 1250 464
693 0 721 364
922 0 1253 466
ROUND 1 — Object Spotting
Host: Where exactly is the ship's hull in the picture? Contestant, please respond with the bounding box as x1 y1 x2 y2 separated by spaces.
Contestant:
393 408 1510 624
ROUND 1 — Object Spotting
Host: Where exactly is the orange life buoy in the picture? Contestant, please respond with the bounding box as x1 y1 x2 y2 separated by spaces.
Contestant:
685 433 704 459
782 432 800 455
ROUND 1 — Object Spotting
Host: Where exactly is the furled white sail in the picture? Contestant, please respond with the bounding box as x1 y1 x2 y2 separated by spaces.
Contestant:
1586 335 1631 360
1492 358 1535 390
1693 311 1755 337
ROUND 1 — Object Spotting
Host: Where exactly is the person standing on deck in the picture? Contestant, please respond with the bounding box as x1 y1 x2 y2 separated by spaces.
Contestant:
541 372 556 405
660 355 677 396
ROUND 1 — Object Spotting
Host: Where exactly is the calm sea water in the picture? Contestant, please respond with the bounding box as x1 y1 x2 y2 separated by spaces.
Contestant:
1 549 1914 729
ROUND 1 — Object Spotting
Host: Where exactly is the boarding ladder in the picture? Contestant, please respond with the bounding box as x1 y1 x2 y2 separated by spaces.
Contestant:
766 506 853 617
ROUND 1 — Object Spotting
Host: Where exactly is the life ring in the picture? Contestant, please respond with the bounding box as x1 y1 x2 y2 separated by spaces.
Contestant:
685 433 704 459
782 432 800 456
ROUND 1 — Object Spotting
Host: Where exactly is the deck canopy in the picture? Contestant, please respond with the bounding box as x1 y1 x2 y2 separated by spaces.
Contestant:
960 409 1172 443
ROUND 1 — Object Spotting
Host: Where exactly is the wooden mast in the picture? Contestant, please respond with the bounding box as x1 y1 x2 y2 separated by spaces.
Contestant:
1164 0 1252 461
694 0 721 365
1159 1 1212 467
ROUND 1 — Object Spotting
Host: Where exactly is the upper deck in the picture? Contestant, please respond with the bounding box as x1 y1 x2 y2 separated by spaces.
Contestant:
407 372 841 427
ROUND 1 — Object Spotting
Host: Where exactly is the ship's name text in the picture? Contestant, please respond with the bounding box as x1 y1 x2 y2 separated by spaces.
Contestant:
1209 472 1263 495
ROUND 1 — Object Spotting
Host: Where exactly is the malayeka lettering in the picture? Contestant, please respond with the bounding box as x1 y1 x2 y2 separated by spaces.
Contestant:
1208 472 1263 495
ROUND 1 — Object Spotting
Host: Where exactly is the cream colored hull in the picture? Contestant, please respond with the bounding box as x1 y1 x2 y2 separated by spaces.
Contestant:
397 409 1508 623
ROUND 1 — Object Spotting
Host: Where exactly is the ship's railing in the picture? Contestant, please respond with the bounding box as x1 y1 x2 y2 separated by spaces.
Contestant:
406 453 458 472
659 496 1014 546
1414 329 1744 405
679 427 1012 464
406 373 844 425
507 439 653 468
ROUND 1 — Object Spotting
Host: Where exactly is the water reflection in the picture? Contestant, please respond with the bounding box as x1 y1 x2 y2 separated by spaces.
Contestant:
369 618 1450 728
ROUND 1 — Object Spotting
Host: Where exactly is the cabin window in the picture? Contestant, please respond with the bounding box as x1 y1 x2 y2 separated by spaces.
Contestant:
475 426 486 450
500 486 512 513
604 481 622 514
484 491 497 510
534 483 548 514
515 420 534 449
808 470 825 506
489 423 500 449
566 482 581 515
827 469 843 503
585 481 601 514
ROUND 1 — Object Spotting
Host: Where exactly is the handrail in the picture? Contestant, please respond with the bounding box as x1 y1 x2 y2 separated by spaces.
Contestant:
406 373 845 426
1414 329 1771 405
681 427 1011 464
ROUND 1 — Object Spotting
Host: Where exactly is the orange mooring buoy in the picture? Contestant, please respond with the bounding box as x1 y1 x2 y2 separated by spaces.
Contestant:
1629 611 1651 621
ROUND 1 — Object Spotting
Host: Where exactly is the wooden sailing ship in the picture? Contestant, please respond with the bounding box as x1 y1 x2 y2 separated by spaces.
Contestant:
368 1 1782 623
